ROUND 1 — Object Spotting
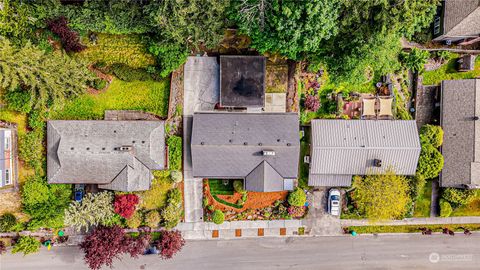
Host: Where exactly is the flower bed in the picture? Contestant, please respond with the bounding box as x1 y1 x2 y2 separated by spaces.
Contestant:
203 180 306 222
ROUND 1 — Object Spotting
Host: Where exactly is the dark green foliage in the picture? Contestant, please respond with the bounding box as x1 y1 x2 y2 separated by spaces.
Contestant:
167 136 182 171
442 188 478 207
400 48 430 72
4 88 33 113
230 0 339 60
417 144 444 180
288 187 307 207
212 210 224 224
21 176 72 230
419 125 444 148
88 78 107 90
0 213 17 232
61 0 153 34
28 110 46 131
212 194 243 209
440 200 452 217
434 51 455 62
110 64 152 82
408 174 426 200
148 42 189 78
150 0 230 48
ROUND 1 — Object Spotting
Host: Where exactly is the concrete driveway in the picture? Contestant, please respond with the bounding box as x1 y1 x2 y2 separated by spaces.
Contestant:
183 56 219 115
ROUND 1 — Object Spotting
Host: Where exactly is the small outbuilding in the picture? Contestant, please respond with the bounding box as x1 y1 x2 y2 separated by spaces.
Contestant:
220 56 266 108
457 54 476 72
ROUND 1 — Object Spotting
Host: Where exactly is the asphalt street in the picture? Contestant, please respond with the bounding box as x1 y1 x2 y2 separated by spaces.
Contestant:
1 234 479 270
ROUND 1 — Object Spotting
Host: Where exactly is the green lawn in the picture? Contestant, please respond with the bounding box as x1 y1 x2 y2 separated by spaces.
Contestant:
50 78 169 120
413 181 432 218
298 141 310 189
422 56 480 85
208 179 235 195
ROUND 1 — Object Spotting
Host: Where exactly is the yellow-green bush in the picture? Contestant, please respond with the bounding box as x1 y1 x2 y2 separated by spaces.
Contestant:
76 34 155 68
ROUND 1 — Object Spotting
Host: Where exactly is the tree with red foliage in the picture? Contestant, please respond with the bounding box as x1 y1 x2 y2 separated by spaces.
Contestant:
47 17 86 52
79 225 150 270
156 230 185 260
114 194 140 219
304 94 320 112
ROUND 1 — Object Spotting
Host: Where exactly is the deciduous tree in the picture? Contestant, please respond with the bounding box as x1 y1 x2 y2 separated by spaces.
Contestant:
156 230 185 260
351 171 411 221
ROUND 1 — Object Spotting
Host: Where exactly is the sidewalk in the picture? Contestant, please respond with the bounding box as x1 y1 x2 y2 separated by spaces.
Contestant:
341 216 480 227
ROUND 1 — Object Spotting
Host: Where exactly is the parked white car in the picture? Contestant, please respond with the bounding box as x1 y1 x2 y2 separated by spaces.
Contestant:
328 189 341 217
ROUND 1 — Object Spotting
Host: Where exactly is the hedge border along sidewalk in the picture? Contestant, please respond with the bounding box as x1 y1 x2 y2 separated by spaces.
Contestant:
346 224 480 234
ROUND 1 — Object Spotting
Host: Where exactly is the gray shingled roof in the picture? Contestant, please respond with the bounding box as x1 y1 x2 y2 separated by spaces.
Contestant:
309 120 421 187
442 0 480 37
47 120 165 192
191 112 299 192
440 79 480 188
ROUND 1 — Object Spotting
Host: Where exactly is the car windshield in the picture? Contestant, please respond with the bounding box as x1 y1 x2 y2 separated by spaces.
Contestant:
331 195 340 201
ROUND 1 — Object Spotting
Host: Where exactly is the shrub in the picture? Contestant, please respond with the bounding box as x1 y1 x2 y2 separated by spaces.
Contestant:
110 64 152 81
400 48 430 72
64 192 115 232
161 188 183 229
440 200 453 217
126 211 143 229
4 87 32 113
212 210 224 225
287 206 306 218
114 194 140 219
408 173 426 200
207 205 214 212
170 170 182 183
80 225 149 270
18 131 44 171
420 125 444 148
148 42 189 77
417 144 444 179
202 197 209 207
288 188 307 207
233 180 245 194
442 188 477 207
434 51 454 61
88 78 107 90
157 230 185 260
0 213 17 232
47 16 85 52
27 110 46 131
145 211 161 228
11 236 40 256
167 136 182 171
304 94 321 112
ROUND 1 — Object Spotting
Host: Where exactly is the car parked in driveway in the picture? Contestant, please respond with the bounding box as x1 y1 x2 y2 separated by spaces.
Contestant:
328 188 341 217
74 184 85 202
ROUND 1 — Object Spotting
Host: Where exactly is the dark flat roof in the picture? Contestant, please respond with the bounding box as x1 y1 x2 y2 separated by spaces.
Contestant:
220 56 266 108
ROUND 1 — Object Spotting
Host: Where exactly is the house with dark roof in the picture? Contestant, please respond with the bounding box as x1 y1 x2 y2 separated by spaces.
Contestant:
308 120 421 187
220 56 266 109
433 0 480 43
191 112 299 192
440 79 480 189
47 120 165 192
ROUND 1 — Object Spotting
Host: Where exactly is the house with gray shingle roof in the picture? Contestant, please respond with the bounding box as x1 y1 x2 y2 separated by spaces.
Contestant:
47 120 165 192
433 0 480 43
191 112 299 192
440 79 480 189
309 120 421 187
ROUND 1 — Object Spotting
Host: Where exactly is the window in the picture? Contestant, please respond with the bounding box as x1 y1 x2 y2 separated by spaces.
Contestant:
434 17 441 35
4 135 10 150
5 169 10 185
